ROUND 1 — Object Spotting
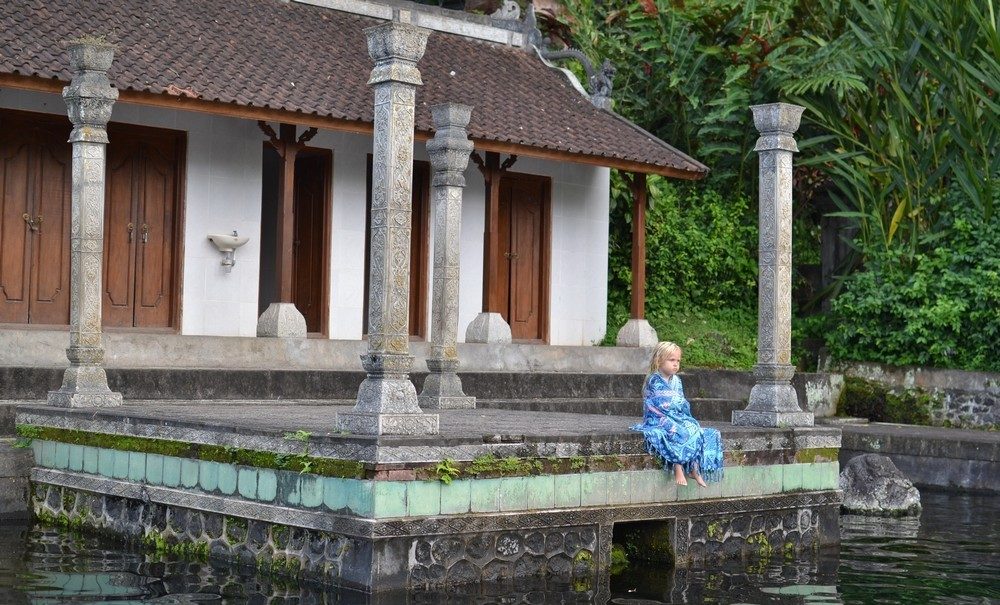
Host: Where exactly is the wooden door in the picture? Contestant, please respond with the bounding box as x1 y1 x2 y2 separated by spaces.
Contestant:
103 125 182 329
364 158 430 338
497 174 549 341
0 110 72 325
292 151 331 335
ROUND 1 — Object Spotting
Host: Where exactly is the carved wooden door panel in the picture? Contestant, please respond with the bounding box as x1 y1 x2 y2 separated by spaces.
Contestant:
103 135 140 327
103 125 180 329
292 152 329 334
498 174 547 341
0 110 72 325
133 137 178 328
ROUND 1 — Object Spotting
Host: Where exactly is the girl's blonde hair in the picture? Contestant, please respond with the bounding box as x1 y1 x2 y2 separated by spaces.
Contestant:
649 341 682 373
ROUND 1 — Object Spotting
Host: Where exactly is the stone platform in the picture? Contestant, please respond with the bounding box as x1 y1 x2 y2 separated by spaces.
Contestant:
839 422 999 493
15 402 842 596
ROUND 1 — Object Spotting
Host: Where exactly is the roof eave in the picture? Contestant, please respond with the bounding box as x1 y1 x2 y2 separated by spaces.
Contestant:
0 73 708 179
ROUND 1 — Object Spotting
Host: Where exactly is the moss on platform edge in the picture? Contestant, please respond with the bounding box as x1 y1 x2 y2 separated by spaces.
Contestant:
17 424 365 479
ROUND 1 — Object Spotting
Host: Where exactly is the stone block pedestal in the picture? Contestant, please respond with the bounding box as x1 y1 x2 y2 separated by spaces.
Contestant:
465 312 512 344
256 302 307 338
615 318 658 347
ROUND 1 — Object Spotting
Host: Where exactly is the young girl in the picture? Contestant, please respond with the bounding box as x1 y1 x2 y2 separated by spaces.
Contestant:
631 341 724 486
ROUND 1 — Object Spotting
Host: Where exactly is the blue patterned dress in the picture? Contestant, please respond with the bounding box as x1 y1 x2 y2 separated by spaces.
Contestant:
630 372 724 482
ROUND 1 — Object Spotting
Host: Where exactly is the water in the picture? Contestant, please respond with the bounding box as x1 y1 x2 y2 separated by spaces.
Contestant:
1 491 997 604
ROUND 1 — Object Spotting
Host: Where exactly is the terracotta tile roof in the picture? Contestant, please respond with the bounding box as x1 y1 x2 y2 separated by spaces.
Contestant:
0 0 708 177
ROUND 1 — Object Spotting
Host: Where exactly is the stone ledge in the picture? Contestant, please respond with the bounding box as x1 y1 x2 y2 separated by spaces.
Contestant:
15 405 841 458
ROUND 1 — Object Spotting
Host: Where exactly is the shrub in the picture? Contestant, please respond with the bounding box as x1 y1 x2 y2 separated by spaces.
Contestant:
826 194 1000 372
607 176 758 316
838 377 935 425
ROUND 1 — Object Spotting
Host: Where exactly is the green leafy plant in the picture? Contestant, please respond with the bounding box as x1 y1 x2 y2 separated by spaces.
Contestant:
434 458 462 485
283 430 312 442
14 424 43 448
790 0 999 261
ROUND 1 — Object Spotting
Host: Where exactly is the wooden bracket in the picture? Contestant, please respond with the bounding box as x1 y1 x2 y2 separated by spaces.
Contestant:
297 127 318 144
257 120 280 147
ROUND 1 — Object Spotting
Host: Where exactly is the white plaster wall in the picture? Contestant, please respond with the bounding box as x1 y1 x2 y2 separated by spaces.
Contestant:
455 157 610 346
0 88 263 337
0 88 610 345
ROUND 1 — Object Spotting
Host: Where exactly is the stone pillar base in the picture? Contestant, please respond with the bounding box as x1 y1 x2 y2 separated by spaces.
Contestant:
47 365 122 408
465 312 512 343
419 359 475 409
257 302 307 338
732 409 815 427
615 318 658 347
340 358 439 435
733 364 814 427
338 410 439 436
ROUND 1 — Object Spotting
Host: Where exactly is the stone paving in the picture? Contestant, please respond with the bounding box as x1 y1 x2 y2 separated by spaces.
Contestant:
18 400 805 443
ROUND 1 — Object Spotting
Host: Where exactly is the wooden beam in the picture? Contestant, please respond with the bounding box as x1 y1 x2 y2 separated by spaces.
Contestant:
482 152 502 313
630 172 648 320
0 74 708 180
275 123 299 303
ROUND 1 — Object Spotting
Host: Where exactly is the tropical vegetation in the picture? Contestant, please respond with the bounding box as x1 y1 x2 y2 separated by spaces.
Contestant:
549 0 999 371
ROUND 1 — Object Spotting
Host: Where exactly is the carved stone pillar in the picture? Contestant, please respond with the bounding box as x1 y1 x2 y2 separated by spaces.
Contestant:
337 21 438 435
419 103 476 410
733 103 813 427
48 40 123 408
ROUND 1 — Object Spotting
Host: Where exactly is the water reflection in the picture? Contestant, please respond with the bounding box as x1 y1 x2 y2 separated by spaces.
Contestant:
1 492 998 604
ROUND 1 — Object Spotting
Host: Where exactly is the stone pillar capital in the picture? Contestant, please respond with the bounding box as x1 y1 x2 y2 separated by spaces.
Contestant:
365 21 429 86
750 103 804 153
427 103 474 187
62 41 119 143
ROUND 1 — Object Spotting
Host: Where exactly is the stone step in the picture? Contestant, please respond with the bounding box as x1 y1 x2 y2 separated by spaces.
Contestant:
476 397 746 422
0 366 831 416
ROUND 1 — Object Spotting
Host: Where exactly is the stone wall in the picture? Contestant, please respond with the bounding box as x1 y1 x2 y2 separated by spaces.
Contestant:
841 362 999 428
680 505 837 563
0 438 31 519
31 481 840 593
32 482 602 593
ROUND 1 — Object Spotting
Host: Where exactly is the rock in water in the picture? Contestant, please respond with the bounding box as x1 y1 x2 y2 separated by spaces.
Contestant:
840 454 921 516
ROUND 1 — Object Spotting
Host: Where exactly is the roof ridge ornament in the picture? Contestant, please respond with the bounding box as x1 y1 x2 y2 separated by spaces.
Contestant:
539 47 616 110
522 3 615 110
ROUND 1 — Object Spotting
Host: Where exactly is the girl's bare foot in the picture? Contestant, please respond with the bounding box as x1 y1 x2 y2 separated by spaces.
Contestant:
674 465 688 486
692 473 708 488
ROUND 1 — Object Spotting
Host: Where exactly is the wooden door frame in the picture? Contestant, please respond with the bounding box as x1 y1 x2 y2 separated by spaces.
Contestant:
496 171 551 344
104 121 187 333
0 108 72 327
297 146 333 338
